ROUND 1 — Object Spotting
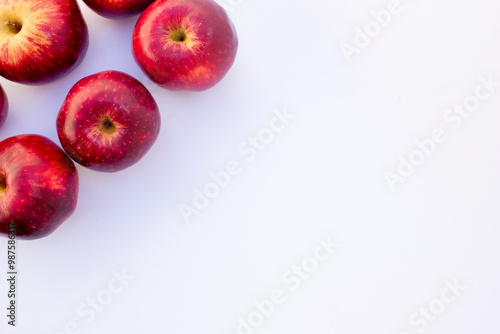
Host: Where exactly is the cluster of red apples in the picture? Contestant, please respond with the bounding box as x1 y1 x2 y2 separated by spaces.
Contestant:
0 0 238 240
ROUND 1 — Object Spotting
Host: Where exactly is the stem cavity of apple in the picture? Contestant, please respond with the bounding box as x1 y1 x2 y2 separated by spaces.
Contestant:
5 21 22 34
169 27 188 42
99 116 117 135
0 173 6 194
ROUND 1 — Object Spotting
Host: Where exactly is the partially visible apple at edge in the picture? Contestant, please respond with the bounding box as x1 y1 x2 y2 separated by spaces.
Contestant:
82 0 156 18
0 0 89 85
0 134 79 240
0 84 8 129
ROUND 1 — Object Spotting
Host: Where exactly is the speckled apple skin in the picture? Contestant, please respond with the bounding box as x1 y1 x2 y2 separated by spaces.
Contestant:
0 134 79 240
132 0 238 91
0 84 8 129
56 70 161 172
0 0 89 85
82 0 155 18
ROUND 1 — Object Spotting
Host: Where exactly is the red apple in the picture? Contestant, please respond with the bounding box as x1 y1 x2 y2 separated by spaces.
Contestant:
0 134 79 240
0 84 8 129
56 70 161 172
132 0 238 91
0 0 89 85
82 0 156 18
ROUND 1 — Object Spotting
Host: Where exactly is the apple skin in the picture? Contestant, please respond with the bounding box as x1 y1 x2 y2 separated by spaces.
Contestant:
132 0 238 91
82 0 156 18
56 70 161 172
0 84 8 129
0 134 79 240
0 0 89 85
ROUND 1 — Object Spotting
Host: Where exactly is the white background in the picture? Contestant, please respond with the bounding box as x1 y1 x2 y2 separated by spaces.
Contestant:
1 0 500 333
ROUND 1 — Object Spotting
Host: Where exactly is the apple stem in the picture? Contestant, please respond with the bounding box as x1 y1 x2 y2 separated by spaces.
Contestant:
5 21 22 34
